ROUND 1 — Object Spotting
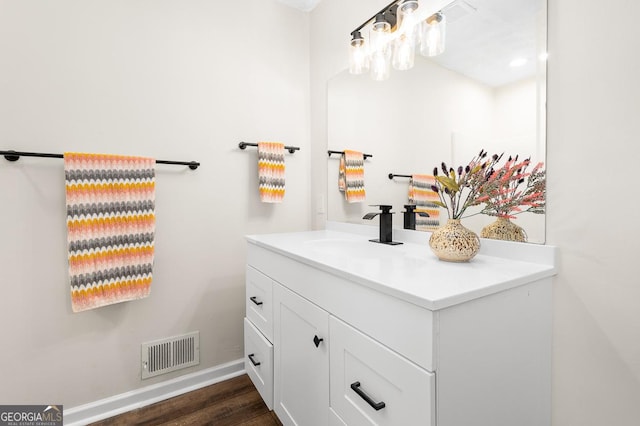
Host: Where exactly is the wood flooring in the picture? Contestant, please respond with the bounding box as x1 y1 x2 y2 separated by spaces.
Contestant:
89 374 281 426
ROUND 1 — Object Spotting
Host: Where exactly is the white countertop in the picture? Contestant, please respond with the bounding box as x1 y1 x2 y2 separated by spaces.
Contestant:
246 225 557 310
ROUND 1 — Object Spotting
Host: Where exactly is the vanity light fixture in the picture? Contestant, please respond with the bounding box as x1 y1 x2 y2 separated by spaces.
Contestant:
348 0 447 80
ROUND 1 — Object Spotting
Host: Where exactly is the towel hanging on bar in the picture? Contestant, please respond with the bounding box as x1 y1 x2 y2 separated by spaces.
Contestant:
258 142 285 203
65 152 156 312
408 174 440 231
339 150 366 203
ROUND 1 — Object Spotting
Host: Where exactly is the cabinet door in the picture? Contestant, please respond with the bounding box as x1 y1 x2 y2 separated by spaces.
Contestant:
273 283 329 426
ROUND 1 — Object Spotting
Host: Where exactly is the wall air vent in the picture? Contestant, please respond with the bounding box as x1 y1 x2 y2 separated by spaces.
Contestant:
141 331 200 379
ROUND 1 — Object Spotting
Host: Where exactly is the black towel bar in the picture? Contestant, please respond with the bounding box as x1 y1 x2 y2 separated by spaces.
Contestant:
327 150 372 159
238 142 300 154
388 173 413 179
1 150 200 170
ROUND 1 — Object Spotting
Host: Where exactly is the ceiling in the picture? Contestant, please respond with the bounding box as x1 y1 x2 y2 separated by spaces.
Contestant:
432 0 545 87
277 0 323 12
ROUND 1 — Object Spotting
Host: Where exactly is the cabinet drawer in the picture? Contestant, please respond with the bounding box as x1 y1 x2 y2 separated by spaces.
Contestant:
244 318 274 410
246 266 273 342
330 317 435 426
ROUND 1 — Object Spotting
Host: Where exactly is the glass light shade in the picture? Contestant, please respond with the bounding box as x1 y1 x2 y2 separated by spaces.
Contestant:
393 0 420 71
420 12 446 57
371 50 391 81
349 32 369 75
393 35 415 70
369 16 391 80
397 0 421 44
369 17 391 52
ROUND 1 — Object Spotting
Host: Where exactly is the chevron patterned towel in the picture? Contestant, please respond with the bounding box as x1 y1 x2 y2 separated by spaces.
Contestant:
409 174 440 231
64 153 156 312
258 142 285 203
341 150 366 203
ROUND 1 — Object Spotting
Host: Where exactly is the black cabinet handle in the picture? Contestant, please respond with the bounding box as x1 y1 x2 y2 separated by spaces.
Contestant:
248 353 261 366
249 296 263 306
350 381 386 411
313 335 324 348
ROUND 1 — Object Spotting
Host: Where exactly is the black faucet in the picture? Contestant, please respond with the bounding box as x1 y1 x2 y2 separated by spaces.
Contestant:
403 205 430 230
403 205 417 230
362 205 403 245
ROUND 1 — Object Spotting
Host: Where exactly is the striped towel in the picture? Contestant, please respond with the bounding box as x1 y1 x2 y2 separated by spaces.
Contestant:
258 142 285 203
339 150 366 203
409 174 440 231
65 153 156 312
338 154 346 192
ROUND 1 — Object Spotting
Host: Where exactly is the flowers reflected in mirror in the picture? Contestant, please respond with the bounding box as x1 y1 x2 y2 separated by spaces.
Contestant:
476 155 546 242
476 155 546 219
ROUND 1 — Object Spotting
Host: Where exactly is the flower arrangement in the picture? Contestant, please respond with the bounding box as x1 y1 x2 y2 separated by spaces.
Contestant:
431 149 503 219
431 150 546 221
476 155 546 219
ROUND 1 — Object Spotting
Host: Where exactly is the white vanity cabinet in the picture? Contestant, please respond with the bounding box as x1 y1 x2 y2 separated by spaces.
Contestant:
244 227 556 426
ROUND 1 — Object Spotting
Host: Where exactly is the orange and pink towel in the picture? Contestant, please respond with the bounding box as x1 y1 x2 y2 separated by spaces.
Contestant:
339 150 366 203
409 174 440 231
258 142 285 203
64 152 156 312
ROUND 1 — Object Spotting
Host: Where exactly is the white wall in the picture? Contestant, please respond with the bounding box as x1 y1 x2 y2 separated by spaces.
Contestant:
493 78 538 150
0 0 310 407
547 0 640 424
312 0 640 424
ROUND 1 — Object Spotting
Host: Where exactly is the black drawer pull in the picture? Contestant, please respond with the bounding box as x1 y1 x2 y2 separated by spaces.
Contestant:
249 296 263 306
350 381 386 411
313 335 324 348
248 353 261 366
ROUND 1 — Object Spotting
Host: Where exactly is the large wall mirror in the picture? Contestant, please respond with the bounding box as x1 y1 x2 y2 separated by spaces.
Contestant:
327 0 547 243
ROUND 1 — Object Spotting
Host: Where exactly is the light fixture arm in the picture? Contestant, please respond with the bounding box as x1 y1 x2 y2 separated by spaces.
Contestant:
350 0 400 37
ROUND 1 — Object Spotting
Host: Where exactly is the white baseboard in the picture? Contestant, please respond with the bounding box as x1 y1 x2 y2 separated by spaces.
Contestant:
64 359 245 426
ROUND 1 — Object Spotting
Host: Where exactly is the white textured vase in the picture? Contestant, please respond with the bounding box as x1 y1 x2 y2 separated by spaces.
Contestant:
480 217 527 242
429 219 480 262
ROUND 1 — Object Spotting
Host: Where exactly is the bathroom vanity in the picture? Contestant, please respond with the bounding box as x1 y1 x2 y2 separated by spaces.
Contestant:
244 222 556 426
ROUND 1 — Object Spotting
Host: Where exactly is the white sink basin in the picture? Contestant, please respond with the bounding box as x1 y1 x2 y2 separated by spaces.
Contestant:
303 238 398 260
